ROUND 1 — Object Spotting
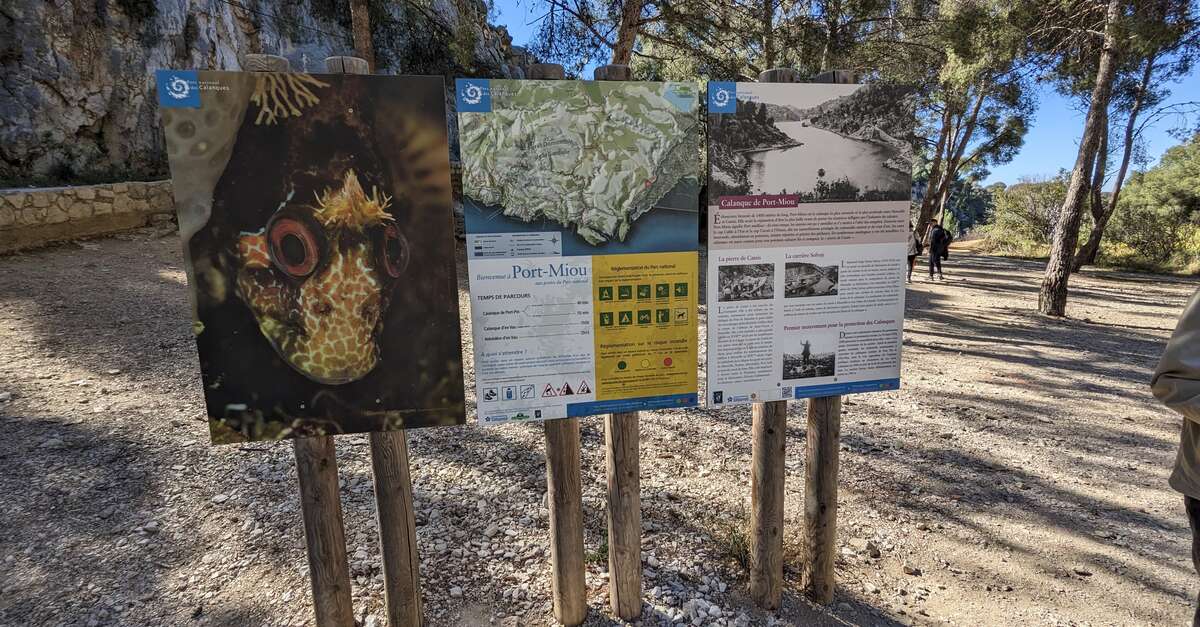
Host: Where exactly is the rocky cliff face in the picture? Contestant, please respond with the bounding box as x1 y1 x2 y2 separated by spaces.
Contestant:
0 0 520 186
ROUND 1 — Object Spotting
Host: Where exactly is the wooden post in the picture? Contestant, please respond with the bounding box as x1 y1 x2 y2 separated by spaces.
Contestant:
749 399 787 608
527 61 588 627
747 67 801 611
241 53 355 627
803 68 854 606
323 55 423 627
804 396 841 603
593 62 642 622
294 436 356 626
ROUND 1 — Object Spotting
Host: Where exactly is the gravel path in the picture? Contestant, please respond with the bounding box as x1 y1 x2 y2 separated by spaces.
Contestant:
0 231 1197 626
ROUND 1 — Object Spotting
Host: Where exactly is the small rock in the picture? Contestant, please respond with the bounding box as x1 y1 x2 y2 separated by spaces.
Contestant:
903 563 922 576
39 438 65 450
864 582 880 594
483 524 499 538
98 506 116 519
143 520 160 534
364 615 381 627
837 602 853 612
848 537 882 558
105 369 122 375
1073 568 1092 577
211 494 229 504
449 586 463 598
0 392 11 402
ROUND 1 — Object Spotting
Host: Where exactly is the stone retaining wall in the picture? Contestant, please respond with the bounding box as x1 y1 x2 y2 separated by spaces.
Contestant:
0 181 174 254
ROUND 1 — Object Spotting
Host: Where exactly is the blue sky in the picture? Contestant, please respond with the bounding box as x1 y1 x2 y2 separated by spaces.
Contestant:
490 1 1198 188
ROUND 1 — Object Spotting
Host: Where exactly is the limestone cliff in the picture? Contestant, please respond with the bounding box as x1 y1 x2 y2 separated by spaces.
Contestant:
0 0 521 186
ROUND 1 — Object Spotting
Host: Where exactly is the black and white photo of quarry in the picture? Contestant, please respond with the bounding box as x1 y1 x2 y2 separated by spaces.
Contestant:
709 83 914 203
785 262 839 298
717 263 775 302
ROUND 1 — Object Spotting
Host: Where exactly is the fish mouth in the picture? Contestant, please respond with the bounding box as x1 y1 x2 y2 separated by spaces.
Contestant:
257 315 378 385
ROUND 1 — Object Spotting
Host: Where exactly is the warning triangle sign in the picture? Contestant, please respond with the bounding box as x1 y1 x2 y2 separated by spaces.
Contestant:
559 382 574 396
578 380 591 394
542 384 557 397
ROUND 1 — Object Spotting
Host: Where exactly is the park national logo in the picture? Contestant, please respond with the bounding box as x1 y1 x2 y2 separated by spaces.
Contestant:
708 81 736 114
155 69 200 109
456 78 492 112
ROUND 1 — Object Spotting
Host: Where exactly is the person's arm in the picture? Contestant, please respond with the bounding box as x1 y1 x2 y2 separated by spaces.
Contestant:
1153 289 1200 423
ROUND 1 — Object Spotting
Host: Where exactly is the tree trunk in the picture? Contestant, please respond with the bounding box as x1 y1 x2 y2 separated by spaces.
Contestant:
611 0 643 64
919 87 986 239
1073 51 1156 271
349 0 375 72
1038 0 1122 316
915 105 953 237
762 0 776 70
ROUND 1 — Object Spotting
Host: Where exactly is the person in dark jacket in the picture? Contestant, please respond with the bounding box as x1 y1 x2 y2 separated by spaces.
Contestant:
1152 289 1200 627
927 224 952 280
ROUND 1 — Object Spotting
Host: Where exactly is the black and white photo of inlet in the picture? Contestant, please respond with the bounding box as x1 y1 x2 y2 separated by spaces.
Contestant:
709 82 914 203
785 262 839 298
717 263 774 302
782 335 837 380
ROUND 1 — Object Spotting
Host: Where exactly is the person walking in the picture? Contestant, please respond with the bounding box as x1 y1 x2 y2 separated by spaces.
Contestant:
1152 288 1200 627
801 340 812 366
907 221 921 282
927 223 952 280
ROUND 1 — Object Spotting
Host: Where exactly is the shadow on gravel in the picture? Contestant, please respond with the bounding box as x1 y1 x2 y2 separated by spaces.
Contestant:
840 399 1191 617
0 239 196 381
0 414 181 625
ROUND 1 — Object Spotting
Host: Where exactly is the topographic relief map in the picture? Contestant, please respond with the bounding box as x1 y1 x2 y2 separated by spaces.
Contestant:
459 80 700 245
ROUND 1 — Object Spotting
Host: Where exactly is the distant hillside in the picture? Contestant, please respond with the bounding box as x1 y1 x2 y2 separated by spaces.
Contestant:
795 83 916 171
763 103 806 122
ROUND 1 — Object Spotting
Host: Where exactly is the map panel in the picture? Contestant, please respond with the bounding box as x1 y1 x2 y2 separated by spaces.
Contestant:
457 79 701 424
459 79 700 250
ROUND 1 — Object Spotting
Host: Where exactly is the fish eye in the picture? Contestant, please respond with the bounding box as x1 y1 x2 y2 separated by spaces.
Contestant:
379 223 408 278
267 214 323 278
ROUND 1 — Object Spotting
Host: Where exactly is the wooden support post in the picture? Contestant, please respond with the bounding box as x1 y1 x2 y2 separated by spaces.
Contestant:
294 436 356 626
746 67 801 611
322 54 423 627
802 69 853 606
803 396 841 603
593 62 642 622
527 61 587 627
749 399 787 608
368 430 423 625
545 418 587 625
241 54 354 627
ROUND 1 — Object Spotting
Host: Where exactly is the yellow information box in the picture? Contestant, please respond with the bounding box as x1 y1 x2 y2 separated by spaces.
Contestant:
592 251 698 402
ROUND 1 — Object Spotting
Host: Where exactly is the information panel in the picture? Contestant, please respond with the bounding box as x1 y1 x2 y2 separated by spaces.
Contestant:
705 81 910 406
457 78 701 423
157 71 465 442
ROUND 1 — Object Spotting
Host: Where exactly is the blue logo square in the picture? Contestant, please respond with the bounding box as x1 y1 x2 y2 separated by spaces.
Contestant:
156 70 201 109
708 81 737 113
456 78 492 112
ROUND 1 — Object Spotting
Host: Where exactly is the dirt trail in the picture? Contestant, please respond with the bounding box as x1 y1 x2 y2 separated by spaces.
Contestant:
0 233 1197 626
